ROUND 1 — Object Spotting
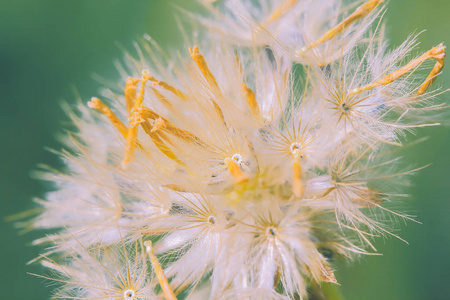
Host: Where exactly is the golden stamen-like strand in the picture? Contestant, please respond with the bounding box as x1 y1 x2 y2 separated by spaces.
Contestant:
242 82 261 117
265 0 299 24
144 241 177 300
212 99 227 125
236 52 261 118
144 75 187 99
162 184 189 192
152 134 184 165
151 87 175 109
189 46 219 90
292 159 303 197
140 107 206 147
417 44 446 95
122 120 139 167
151 117 166 133
235 51 243 74
134 74 149 108
190 46 230 123
225 158 249 184
125 77 140 114
140 122 185 165
122 75 149 166
292 150 303 197
298 0 383 55
88 97 128 137
350 43 446 96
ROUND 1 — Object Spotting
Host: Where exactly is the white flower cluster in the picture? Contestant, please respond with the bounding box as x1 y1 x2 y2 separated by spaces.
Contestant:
28 0 446 299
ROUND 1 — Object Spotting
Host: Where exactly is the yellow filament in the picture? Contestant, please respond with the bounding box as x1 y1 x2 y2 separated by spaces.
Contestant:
299 0 383 54
125 77 140 114
144 241 177 300
144 75 187 99
122 127 139 167
265 0 299 24
417 44 446 95
189 46 219 90
235 51 243 74
151 133 184 165
292 160 303 197
236 52 261 117
292 153 303 197
140 107 206 146
134 76 149 107
122 76 149 166
190 46 230 122
242 82 260 116
88 97 128 137
162 184 188 192
212 99 227 125
138 122 184 165
350 44 446 96
151 118 166 133
226 158 249 184
151 87 174 109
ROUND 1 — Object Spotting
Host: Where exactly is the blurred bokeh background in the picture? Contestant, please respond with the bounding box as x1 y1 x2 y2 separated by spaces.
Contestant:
1 0 449 299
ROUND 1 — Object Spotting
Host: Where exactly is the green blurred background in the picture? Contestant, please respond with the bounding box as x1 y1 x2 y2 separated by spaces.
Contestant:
1 0 449 299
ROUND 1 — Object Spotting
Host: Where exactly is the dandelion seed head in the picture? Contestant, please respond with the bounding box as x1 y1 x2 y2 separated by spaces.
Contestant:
25 0 448 299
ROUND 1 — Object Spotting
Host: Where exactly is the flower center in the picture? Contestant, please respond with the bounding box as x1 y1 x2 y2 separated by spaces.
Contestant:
341 102 350 113
266 226 278 236
207 215 216 225
124 289 135 299
290 142 302 156
231 153 243 165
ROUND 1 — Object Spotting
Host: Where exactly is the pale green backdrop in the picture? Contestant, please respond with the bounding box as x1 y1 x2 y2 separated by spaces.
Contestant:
0 1 448 299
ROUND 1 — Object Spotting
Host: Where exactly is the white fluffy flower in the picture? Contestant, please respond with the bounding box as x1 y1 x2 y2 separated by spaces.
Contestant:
27 0 446 299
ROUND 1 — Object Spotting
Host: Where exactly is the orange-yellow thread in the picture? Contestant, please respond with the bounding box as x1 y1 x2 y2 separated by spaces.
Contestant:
144 75 187 99
299 0 383 54
122 76 149 166
350 44 446 96
292 159 303 197
151 87 175 109
242 83 260 116
226 158 249 184
88 97 128 137
151 118 166 133
125 77 140 114
417 44 446 95
190 46 229 122
162 184 188 192
189 46 219 90
235 51 243 74
153 135 183 164
144 241 177 300
212 99 227 125
139 122 184 165
265 0 299 24
140 107 206 146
